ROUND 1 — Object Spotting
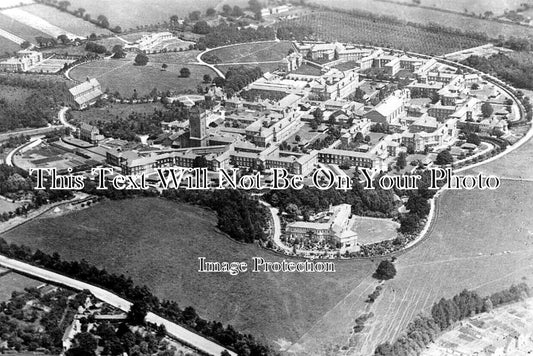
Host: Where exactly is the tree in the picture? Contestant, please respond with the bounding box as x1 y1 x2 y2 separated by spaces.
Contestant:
435 150 453 165
193 21 211 34
206 7 216 17
75 332 97 353
134 53 149 66
193 156 208 168
20 41 31 49
97 14 109 28
481 102 494 117
189 10 201 21
112 45 125 59
471 83 480 90
57 34 69 44
374 260 396 280
203 74 212 83
180 67 191 78
395 151 407 170
222 4 232 15
295 134 301 143
127 301 148 325
466 132 481 146
161 63 168 71
232 6 244 17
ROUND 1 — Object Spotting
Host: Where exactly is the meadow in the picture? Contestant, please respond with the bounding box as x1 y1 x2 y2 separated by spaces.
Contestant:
69 58 215 97
1 197 377 346
203 41 294 64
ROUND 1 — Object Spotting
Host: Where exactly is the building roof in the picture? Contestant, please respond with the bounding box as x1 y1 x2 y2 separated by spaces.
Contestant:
374 96 403 117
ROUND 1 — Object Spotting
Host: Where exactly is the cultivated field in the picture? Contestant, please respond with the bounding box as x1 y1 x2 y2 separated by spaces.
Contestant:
203 41 294 64
1 197 377 346
0 12 49 44
309 0 533 39
1 7 81 40
69 58 215 96
21 4 113 37
278 11 488 56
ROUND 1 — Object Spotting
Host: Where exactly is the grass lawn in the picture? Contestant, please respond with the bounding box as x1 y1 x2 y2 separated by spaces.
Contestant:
71 102 166 125
2 197 377 347
352 217 399 245
149 50 200 64
0 198 22 214
204 41 294 64
0 272 43 302
69 58 216 97
216 62 283 75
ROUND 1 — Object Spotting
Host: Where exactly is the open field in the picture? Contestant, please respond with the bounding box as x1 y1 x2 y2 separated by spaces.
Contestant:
203 41 294 64
0 272 43 302
69 58 216 96
287 180 533 355
65 0 248 31
309 0 533 39
22 4 112 37
71 102 166 125
149 50 201 64
1 197 377 347
277 11 488 56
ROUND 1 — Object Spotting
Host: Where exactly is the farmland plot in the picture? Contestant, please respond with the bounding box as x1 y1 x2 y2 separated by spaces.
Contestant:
1 7 82 40
0 12 49 45
22 4 113 37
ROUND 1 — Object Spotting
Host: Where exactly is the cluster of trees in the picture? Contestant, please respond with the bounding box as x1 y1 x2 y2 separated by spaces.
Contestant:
462 54 533 90
0 287 81 354
91 111 165 141
67 318 169 356
264 183 396 219
85 41 107 54
214 66 263 98
197 24 275 49
0 239 272 355
0 77 67 132
162 189 268 243
374 284 530 355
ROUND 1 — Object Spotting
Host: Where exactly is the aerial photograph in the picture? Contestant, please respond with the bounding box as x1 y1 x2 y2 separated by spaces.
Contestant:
0 0 531 355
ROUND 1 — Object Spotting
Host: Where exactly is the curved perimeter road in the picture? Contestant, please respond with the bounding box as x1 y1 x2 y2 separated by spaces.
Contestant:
0 256 236 356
